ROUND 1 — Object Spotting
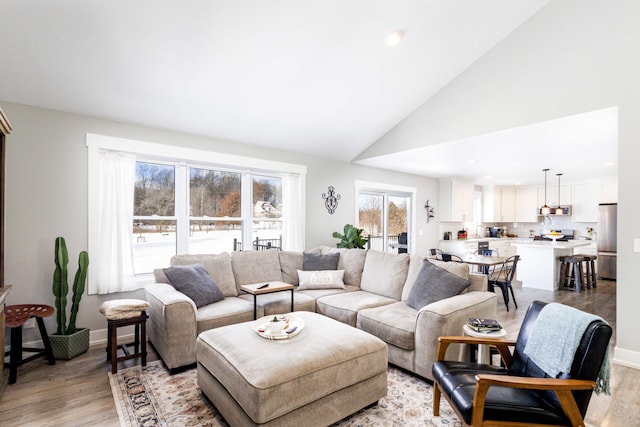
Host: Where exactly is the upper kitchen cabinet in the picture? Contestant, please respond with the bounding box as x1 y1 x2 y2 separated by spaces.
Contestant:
515 187 538 222
501 187 516 222
483 185 518 222
482 185 502 222
571 183 600 222
439 178 474 222
600 179 618 203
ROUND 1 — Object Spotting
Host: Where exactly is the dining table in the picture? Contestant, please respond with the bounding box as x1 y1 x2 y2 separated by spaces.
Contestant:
456 254 507 277
459 254 507 269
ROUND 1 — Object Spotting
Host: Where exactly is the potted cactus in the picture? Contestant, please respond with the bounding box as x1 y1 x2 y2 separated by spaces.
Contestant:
49 237 90 360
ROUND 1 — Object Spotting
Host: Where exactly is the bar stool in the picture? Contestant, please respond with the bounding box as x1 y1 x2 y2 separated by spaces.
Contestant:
99 299 149 374
558 255 590 292
575 254 598 288
4 304 56 384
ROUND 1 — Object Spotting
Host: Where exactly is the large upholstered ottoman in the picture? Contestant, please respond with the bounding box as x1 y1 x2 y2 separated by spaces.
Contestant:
196 311 388 426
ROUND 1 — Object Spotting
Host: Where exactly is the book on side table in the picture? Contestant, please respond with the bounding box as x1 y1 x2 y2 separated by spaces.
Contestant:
467 318 502 333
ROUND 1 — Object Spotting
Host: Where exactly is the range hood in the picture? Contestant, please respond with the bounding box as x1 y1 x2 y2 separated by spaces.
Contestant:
539 206 572 216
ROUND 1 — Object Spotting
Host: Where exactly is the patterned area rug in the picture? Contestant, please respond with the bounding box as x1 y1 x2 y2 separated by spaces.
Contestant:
109 360 461 426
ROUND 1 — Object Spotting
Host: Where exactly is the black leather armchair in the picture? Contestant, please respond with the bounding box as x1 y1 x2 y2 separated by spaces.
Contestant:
432 300 612 426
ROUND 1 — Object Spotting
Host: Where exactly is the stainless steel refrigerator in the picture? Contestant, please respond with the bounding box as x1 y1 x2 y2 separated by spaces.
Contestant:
597 203 617 280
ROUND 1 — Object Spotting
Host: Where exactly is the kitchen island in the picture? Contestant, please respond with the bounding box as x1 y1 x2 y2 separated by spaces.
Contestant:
511 240 591 290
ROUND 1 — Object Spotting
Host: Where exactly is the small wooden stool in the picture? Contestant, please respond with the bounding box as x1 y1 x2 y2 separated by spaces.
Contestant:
558 255 591 292
574 254 598 288
4 304 56 384
99 299 149 374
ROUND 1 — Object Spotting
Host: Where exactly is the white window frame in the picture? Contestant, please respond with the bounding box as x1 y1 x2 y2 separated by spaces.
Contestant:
87 133 306 292
354 180 416 253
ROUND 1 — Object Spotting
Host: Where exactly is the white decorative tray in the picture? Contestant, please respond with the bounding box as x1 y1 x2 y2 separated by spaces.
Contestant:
254 315 305 340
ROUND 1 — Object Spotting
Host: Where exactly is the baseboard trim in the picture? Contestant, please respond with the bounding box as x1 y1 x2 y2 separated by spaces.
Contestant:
612 345 640 370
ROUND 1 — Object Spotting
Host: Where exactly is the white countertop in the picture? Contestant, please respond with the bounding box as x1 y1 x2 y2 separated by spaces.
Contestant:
511 240 591 249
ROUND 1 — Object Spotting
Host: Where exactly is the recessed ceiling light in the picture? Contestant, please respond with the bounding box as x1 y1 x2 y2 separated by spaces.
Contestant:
466 159 478 164
387 30 404 46
485 175 493 180
604 162 616 166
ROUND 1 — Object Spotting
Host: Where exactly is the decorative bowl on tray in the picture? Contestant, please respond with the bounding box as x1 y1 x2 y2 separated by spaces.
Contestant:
254 315 304 340
545 233 564 242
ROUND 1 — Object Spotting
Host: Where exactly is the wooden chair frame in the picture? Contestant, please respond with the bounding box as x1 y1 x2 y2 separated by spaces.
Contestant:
433 335 596 427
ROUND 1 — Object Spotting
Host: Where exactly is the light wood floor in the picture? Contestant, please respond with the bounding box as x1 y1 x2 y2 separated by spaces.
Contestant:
0 280 637 426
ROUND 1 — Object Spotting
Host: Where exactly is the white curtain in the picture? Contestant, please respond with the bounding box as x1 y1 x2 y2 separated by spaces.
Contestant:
92 151 137 294
282 173 305 251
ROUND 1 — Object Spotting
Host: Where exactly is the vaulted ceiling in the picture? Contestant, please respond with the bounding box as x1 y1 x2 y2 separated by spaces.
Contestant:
2 0 614 187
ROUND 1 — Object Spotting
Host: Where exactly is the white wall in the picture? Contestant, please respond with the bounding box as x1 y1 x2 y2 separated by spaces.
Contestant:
0 101 439 342
359 0 640 368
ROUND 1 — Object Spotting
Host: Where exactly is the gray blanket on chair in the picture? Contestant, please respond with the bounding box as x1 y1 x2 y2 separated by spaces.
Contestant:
523 302 610 395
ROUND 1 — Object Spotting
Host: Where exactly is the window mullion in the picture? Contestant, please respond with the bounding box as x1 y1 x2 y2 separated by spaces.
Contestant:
175 164 189 254
241 172 252 249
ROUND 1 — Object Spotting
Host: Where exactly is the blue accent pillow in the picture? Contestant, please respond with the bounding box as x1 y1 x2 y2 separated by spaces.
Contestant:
407 260 471 310
163 264 224 308
303 252 340 271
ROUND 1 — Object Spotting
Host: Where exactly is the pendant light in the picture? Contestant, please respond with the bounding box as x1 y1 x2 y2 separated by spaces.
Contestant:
555 173 564 215
540 168 550 215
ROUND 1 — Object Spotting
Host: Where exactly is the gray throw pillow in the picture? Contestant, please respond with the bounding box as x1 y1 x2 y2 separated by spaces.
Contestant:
406 259 471 310
163 264 224 308
303 252 340 271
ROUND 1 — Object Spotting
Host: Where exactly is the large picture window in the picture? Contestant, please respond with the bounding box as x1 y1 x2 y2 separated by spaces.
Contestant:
87 134 306 294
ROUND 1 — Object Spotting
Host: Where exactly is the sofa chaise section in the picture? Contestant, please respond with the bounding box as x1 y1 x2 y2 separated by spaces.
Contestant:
356 256 496 381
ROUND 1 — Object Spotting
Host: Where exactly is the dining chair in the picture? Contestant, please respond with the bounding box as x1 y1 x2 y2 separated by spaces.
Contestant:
441 253 463 263
473 248 495 274
432 300 612 427
488 255 519 311
429 248 444 260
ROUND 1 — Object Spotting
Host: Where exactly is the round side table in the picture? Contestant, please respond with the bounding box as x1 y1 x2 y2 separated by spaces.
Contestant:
462 324 507 365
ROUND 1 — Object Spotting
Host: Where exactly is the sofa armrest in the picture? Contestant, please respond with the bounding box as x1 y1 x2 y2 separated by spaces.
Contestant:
145 282 198 370
413 291 497 381
467 272 488 292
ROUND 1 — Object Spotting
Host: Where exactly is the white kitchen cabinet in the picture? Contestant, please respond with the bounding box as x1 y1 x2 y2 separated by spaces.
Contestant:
439 240 476 255
489 239 514 257
439 178 474 222
482 185 502 222
571 183 600 222
600 180 618 203
515 187 538 222
501 187 516 222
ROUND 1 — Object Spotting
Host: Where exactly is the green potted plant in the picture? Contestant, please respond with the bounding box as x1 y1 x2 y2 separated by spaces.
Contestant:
49 237 90 360
332 224 369 249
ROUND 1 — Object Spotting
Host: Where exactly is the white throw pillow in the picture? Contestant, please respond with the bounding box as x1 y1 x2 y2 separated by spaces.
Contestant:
297 269 346 289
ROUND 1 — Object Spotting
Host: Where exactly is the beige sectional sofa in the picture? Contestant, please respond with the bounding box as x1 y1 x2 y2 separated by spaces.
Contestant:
145 246 497 380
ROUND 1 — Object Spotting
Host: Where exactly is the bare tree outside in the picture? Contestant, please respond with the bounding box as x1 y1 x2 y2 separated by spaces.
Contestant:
388 196 408 235
358 193 382 237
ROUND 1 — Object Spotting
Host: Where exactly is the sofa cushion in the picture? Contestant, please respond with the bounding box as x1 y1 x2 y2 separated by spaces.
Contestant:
297 269 345 289
196 297 256 334
303 252 340 270
278 251 303 285
316 290 397 327
402 256 470 301
406 259 471 310
169 253 238 297
360 250 409 300
323 247 367 287
230 250 283 289
163 264 225 308
357 301 416 351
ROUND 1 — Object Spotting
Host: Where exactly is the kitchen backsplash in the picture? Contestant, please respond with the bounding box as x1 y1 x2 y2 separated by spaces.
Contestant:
440 216 597 240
